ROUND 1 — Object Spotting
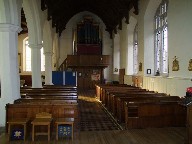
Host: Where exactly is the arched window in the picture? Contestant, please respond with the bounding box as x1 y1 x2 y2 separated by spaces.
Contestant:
154 0 168 75
23 38 45 71
133 24 138 75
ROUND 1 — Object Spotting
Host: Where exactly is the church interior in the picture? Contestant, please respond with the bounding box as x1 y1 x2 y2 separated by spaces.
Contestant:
0 0 192 143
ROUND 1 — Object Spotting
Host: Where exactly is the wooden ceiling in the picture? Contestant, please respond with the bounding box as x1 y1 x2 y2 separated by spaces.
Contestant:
41 0 139 37
19 0 139 37
19 8 28 35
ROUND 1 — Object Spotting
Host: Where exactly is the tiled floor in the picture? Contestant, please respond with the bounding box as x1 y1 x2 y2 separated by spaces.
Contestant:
78 90 120 131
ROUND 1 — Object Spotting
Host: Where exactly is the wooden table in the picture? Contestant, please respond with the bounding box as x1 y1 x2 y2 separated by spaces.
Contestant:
55 118 74 141
31 118 52 141
7 118 29 141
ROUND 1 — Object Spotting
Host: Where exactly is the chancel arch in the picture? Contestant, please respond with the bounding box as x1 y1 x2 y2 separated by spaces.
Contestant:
22 0 43 88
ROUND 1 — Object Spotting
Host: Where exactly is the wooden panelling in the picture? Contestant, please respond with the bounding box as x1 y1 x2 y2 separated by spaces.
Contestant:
67 55 110 68
142 76 191 96
96 84 186 130
6 104 79 132
77 44 101 55
186 105 192 144
119 69 125 84
77 68 102 89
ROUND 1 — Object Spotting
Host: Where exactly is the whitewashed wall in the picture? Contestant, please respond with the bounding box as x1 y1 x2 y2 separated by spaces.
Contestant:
168 0 192 78
124 75 191 97
124 0 192 97
102 29 113 81
113 33 120 75
119 18 128 71
143 76 191 97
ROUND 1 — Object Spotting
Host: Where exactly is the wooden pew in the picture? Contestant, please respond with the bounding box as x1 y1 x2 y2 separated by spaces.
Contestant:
6 103 79 133
95 84 186 129
20 89 77 93
20 87 77 94
95 84 132 101
20 86 78 99
7 85 79 137
43 85 77 89
14 98 78 104
110 92 167 116
21 85 77 89
124 101 186 129
104 89 152 110
116 96 182 123
103 88 148 106
100 87 143 104
21 86 77 95
21 92 78 98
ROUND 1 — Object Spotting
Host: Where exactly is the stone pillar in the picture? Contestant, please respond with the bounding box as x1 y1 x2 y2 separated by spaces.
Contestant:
44 52 53 85
28 43 42 88
0 24 21 102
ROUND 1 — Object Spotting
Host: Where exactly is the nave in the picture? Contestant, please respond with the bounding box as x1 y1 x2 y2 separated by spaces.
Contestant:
0 90 186 144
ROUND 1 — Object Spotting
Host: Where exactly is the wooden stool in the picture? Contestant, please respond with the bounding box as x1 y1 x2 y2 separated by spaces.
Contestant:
7 118 29 141
55 118 74 141
31 112 52 141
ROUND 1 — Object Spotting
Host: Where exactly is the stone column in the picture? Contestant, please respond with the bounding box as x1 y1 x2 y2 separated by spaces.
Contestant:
0 24 21 102
44 52 53 85
28 43 42 88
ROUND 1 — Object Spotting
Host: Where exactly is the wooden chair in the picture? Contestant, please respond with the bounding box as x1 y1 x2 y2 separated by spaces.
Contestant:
31 112 52 141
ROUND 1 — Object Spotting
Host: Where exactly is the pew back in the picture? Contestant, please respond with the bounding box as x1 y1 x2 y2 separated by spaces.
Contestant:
6 103 79 132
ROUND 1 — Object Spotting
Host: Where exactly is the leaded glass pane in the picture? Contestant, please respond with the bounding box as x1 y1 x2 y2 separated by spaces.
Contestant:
154 0 168 75
133 24 138 74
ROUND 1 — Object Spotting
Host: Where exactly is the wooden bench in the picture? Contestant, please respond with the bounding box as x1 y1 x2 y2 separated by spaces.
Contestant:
6 103 79 133
14 98 78 104
7 85 79 141
20 86 77 95
116 96 182 123
124 101 186 129
21 85 77 89
110 93 167 116
104 90 154 110
21 90 77 94
100 86 139 103
102 88 148 106
95 84 133 101
20 93 78 99
20 86 78 99
95 84 186 129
